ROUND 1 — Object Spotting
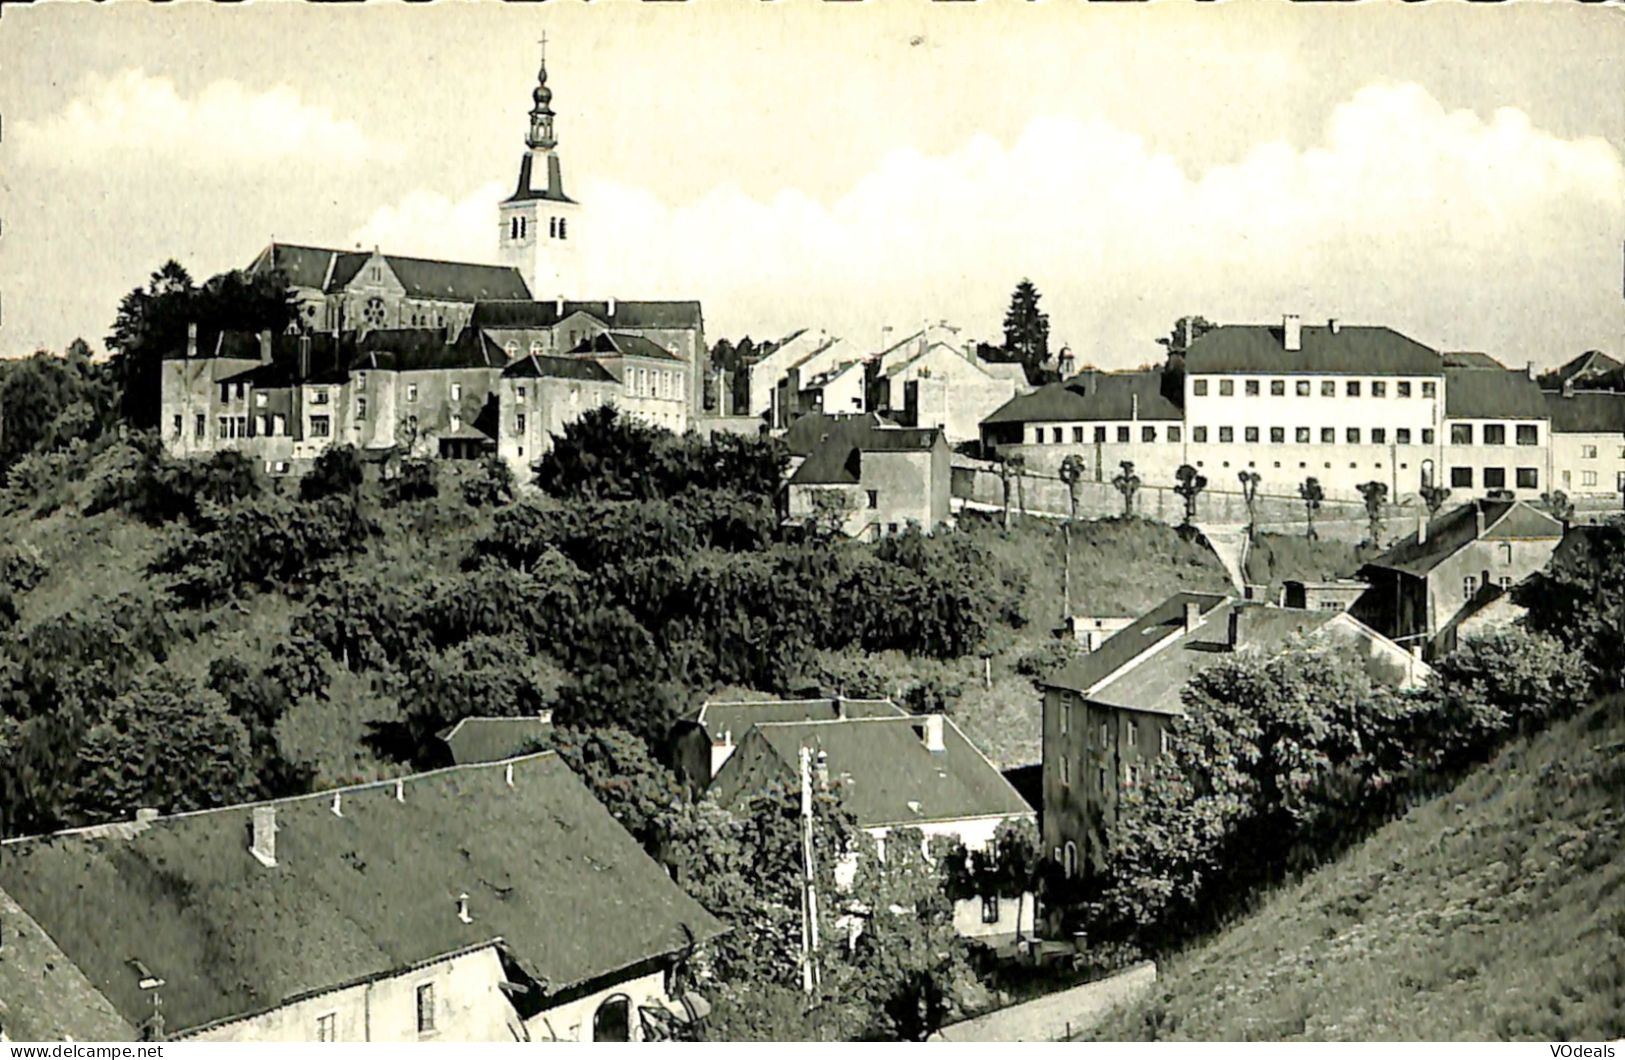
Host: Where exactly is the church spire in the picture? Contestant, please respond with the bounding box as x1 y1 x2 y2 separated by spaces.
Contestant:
527 36 557 151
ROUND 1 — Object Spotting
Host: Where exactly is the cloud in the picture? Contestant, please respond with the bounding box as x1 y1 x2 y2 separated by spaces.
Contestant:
347 81 1624 362
14 69 400 170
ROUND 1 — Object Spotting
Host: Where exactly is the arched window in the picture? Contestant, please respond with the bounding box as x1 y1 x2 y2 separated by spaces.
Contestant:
510 217 519 240
549 217 558 238
592 996 632 1042
1063 841 1078 879
520 216 527 239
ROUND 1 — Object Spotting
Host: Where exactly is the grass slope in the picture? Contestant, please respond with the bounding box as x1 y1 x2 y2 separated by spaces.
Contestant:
1089 697 1625 1041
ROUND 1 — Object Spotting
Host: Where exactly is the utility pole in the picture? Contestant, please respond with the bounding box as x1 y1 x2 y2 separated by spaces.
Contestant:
799 746 822 996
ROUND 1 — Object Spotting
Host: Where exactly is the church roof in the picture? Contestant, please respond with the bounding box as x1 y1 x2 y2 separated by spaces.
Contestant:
503 152 575 205
471 300 704 331
248 243 532 303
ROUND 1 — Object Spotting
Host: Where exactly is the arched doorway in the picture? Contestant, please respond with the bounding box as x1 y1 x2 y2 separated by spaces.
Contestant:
592 995 632 1042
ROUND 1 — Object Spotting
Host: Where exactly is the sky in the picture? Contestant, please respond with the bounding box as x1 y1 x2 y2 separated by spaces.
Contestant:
1 1 1622 370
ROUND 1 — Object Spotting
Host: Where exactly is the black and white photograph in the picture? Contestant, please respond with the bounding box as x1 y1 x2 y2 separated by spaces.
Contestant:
0 0 1621 1044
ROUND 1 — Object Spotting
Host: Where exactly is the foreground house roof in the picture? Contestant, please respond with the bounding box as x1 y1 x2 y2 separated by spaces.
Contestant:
0 753 724 1038
981 371 1180 426
1443 367 1549 420
715 715 1033 829
1183 324 1441 376
1359 499 1564 579
787 422 944 486
0 888 138 1042
782 413 898 458
693 697 905 742
436 715 556 766
569 331 684 362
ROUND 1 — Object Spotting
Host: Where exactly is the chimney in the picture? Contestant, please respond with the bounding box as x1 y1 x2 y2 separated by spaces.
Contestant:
1328 318 1340 335
1131 393 1140 421
1227 607 1246 649
1183 600 1201 633
1562 378 1575 398
1417 511 1428 544
922 714 945 754
258 329 273 364
331 792 343 817
1179 318 1193 350
457 893 473 924
964 341 977 364
1283 314 1302 352
1526 360 1537 381
249 806 277 867
814 749 830 791
187 322 198 359
134 807 159 825
1474 501 1486 538
608 296 617 318
555 295 565 316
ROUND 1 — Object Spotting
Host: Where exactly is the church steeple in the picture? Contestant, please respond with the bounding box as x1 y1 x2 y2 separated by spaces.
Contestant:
527 37 557 151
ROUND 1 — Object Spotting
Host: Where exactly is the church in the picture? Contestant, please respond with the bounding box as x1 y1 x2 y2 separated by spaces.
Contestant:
161 48 706 476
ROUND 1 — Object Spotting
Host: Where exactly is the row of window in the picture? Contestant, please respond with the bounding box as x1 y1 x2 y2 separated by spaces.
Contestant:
1033 424 1182 445
1195 425 1436 446
1464 574 1516 600
1058 755 1145 793
1192 377 1438 399
1028 423 1562 448
314 983 436 1041
1449 466 1539 489
1451 423 1539 446
507 215 571 241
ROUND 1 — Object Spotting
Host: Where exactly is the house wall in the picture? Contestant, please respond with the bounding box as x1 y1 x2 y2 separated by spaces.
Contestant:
860 447 947 537
387 368 501 455
1422 534 1560 646
184 946 519 1043
1550 430 1625 497
524 968 670 1043
1186 371 1444 453
161 357 262 458
1442 418 1549 498
865 817 1037 941
496 375 621 479
602 354 688 433
891 347 1018 442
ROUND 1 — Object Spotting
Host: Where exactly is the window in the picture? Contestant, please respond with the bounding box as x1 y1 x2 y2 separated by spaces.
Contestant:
1398 381 1412 398
887 523 899 535
311 388 329 406
1160 729 1171 755
1219 379 1235 396
1498 576 1513 592
1346 381 1362 397
1484 424 1506 445
1052 428 1063 444
171 414 182 437
450 383 463 402
1498 543 1513 565
255 392 268 408
219 383 230 403
1059 698 1069 735
1270 427 1285 444
316 1013 337 1042
254 415 268 437
217 416 229 439
1583 470 1599 487
1127 764 1143 788
1094 427 1107 443
237 416 248 438
407 383 419 403
1463 575 1478 599
1372 428 1387 445
416 983 435 1034
1295 380 1310 397
1346 428 1362 444
558 218 568 239
1245 380 1260 397
1296 427 1311 443
1451 423 1473 445
1423 381 1437 398
517 385 527 401
1193 379 1208 396
194 413 206 439
1423 429 1435 445
1072 426 1085 443
356 397 368 421
1032 428 1044 445
516 413 527 434
1582 444 1599 459
1516 425 1538 446
1245 427 1260 443
981 895 1001 924
1317 427 1333 444
1060 755 1070 788
1396 429 1411 445
511 217 519 240
1168 426 1182 443
1127 720 1139 747
1063 841 1078 879
1193 426 1208 443
1117 426 1130 443
866 490 878 509
1451 466 1473 488
1484 467 1506 489
549 217 558 238
271 414 286 436
1321 380 1335 397
1517 467 1538 489
1142 426 1156 443
1372 381 1387 398
1099 722 1109 748
1219 426 1234 443
310 415 331 438
1271 380 1286 397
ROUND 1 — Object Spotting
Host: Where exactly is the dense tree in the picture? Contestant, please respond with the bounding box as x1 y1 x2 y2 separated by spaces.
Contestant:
300 444 365 503
462 454 516 508
89 435 264 526
0 348 119 470
1155 315 1217 357
1539 489 1574 525
1000 279 1051 384
1515 523 1625 690
1058 454 1087 523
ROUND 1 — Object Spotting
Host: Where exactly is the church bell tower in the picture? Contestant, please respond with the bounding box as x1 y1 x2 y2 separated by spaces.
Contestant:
498 40 582 301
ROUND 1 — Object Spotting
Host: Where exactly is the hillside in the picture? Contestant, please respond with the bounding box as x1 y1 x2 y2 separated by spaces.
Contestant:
1088 696 1625 1042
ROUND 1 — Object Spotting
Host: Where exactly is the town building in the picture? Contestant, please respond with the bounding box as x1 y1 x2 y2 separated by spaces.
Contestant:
784 419 952 538
1543 386 1625 498
708 712 1037 941
1547 349 1621 391
869 337 1025 442
434 713 556 767
0 754 724 1042
1350 498 1565 659
1039 592 1426 878
980 370 1183 481
1440 366 1549 497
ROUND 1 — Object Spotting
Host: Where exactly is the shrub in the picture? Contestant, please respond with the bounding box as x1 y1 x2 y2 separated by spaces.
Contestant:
299 444 364 503
462 455 516 508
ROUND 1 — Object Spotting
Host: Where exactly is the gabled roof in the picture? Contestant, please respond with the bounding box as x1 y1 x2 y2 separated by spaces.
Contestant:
470 300 703 331
1551 349 1622 388
249 242 531 302
0 754 725 1037
980 371 1181 425
246 243 344 291
1544 390 1625 435
356 327 506 371
569 331 683 362
1183 324 1441 376
1443 368 1549 420
694 698 906 742
500 347 620 382
720 715 1033 829
788 422 944 486
1359 499 1563 578
436 715 555 765
1443 351 1507 370
0 887 138 1041
1042 592 1229 698
782 412 898 458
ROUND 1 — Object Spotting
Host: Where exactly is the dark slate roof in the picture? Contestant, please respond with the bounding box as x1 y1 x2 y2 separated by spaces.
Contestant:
0 754 725 1037
500 348 620 382
1544 390 1625 435
471 300 704 331
1443 368 1549 420
249 243 531 302
782 412 899 458
246 243 341 290
724 716 1033 828
1359 500 1563 578
695 698 906 741
436 716 555 765
356 327 503 371
0 887 138 1041
1043 594 1343 715
1183 324 1441 376
787 422 944 486
503 152 575 205
1443 351 1507 370
569 332 683 362
980 371 1181 425
1552 349 1622 388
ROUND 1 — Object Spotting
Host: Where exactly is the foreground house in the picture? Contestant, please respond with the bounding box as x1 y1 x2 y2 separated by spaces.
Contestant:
784 420 952 538
709 712 1037 941
1350 498 1564 660
667 696 906 797
0 754 724 1042
434 713 556 767
1040 592 1427 878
